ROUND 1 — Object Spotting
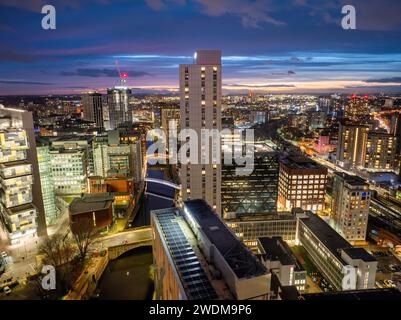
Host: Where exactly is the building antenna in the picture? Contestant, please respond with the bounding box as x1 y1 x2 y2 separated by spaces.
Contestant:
115 60 128 85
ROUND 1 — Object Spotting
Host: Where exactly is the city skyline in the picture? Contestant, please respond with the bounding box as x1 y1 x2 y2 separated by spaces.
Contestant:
1 0 401 95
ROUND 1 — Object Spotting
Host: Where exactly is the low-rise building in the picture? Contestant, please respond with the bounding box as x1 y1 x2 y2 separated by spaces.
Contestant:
297 212 377 291
258 237 307 292
69 193 114 233
151 200 270 300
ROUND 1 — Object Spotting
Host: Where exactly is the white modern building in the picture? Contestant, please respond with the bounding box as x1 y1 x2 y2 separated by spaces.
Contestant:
0 105 47 243
179 50 222 214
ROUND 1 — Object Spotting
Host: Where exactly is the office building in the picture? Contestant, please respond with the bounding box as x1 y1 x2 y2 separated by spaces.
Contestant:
365 131 397 171
258 237 307 292
151 200 270 300
50 148 87 195
226 212 298 250
36 140 58 225
297 212 377 291
336 122 369 169
331 172 371 242
51 136 94 176
278 156 327 213
179 50 222 214
107 87 132 130
82 92 104 128
221 152 279 219
93 130 143 181
0 105 46 243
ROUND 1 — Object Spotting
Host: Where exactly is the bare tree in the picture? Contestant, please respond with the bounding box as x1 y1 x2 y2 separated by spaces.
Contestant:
71 219 98 262
36 232 78 297
38 232 74 267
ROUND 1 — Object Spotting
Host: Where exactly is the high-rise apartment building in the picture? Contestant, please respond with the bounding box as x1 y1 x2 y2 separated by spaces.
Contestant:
365 131 397 171
0 105 47 243
82 92 104 128
278 156 327 213
331 172 371 242
336 122 369 169
222 152 279 219
107 87 132 130
179 50 222 214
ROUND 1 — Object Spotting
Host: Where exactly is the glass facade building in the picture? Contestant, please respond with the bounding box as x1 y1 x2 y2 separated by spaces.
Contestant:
222 152 279 219
37 144 58 225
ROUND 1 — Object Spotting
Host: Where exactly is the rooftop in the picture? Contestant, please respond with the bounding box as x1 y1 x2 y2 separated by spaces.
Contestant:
299 212 351 262
184 199 267 279
258 237 304 271
342 247 377 262
152 208 218 300
69 194 114 216
334 172 368 186
281 156 326 171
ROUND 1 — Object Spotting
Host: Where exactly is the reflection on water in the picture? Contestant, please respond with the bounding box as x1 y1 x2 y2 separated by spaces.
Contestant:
132 168 175 227
96 246 153 300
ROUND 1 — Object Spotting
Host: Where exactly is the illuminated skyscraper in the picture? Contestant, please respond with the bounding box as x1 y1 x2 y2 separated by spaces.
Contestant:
179 50 222 214
336 122 369 169
107 87 132 130
82 92 104 128
331 172 370 242
365 131 397 171
0 105 47 243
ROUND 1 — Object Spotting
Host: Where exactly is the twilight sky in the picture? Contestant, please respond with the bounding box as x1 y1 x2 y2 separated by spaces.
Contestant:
1 0 401 95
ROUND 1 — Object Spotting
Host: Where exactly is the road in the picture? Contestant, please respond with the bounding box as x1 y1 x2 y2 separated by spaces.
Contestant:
93 228 152 249
1 226 152 286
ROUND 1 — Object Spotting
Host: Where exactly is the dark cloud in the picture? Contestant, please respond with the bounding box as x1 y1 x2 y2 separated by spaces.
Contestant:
0 49 37 63
225 83 295 88
146 0 286 28
365 77 401 83
0 80 53 85
271 70 296 75
59 68 151 78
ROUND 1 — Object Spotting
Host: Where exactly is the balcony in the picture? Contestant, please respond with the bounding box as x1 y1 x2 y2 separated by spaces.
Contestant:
0 161 32 178
0 130 29 151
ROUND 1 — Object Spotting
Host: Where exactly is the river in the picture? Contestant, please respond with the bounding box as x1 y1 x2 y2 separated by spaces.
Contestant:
131 167 175 227
96 166 175 299
96 246 153 300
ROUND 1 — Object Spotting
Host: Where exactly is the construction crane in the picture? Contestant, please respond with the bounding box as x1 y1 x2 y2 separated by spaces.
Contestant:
115 60 128 84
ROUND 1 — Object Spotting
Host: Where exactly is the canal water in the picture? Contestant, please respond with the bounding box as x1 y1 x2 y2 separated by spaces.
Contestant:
96 166 175 300
96 246 153 300
132 167 175 227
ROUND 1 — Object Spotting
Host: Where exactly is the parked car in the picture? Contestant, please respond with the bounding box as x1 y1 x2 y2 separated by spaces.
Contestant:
3 286 11 295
